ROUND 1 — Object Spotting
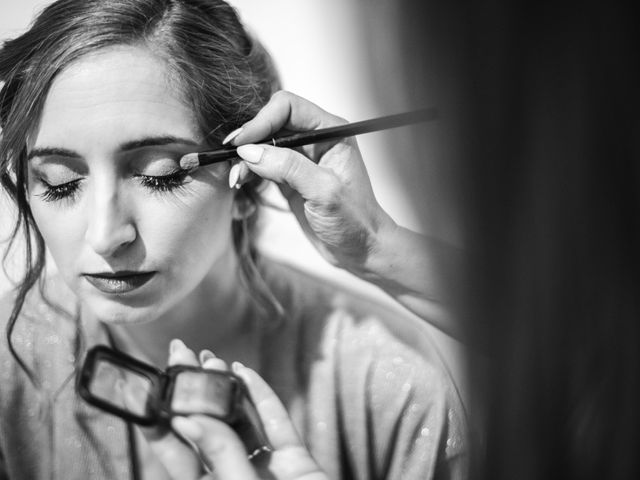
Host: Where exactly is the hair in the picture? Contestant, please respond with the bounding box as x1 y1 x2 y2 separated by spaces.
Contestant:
0 0 282 387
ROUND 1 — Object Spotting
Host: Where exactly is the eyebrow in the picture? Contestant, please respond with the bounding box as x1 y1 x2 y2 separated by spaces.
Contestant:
27 136 200 161
27 147 80 161
119 136 200 151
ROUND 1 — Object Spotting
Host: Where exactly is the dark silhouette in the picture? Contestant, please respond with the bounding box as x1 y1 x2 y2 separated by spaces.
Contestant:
390 1 639 478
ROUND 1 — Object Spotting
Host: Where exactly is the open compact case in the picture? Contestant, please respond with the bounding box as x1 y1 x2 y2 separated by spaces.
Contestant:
77 345 271 457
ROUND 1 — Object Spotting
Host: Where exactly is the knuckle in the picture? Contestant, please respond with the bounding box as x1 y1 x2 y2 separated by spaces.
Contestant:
251 145 268 164
270 89 292 103
273 90 293 99
332 114 348 126
278 149 302 181
318 112 348 131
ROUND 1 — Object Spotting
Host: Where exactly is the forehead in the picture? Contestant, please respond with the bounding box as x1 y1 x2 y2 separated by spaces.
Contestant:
33 45 200 149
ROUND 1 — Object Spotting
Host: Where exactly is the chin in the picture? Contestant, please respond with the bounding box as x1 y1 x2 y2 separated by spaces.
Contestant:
83 292 168 325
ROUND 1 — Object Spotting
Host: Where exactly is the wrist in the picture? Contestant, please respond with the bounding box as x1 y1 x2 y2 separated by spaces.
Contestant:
349 217 444 298
345 213 407 289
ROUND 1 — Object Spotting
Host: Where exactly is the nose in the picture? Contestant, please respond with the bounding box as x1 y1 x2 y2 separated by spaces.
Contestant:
85 187 137 257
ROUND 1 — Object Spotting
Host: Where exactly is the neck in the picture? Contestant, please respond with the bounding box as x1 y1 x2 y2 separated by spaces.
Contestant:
93 252 258 368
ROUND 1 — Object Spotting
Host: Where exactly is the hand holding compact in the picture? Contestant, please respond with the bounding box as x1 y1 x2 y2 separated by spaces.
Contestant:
149 340 327 480
230 90 397 275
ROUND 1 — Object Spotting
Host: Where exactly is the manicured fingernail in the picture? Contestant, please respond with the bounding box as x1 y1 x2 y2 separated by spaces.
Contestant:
236 144 264 164
202 358 222 369
237 162 250 184
222 127 243 145
231 361 245 373
172 417 203 441
170 338 186 354
199 349 216 363
228 163 240 188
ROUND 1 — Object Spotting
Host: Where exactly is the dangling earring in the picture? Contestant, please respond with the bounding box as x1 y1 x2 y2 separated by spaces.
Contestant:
231 187 257 221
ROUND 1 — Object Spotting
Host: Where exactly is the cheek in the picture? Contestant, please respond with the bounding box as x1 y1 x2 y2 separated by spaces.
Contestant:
137 188 235 267
30 200 86 271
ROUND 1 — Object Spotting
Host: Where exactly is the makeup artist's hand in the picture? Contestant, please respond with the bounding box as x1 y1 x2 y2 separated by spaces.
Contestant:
142 339 328 480
230 90 395 274
229 91 462 339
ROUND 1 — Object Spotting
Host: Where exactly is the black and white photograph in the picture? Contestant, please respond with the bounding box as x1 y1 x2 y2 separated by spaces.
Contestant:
0 1 637 479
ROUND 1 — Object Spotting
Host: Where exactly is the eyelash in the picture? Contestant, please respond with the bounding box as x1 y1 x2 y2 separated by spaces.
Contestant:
136 170 189 193
37 170 189 203
38 179 82 203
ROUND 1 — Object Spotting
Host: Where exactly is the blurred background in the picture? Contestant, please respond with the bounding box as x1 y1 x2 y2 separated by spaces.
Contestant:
396 2 640 479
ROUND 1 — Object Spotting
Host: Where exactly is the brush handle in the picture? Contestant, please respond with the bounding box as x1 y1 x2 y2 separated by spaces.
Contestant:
272 107 438 149
194 107 438 166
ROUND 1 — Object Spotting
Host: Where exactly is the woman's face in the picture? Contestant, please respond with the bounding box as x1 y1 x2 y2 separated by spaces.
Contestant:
27 45 235 323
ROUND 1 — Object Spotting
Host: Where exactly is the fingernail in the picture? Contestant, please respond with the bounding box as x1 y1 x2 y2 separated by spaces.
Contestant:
199 349 216 364
228 162 240 188
236 144 264 164
231 361 245 373
238 161 248 182
172 417 203 441
222 127 243 145
170 338 186 354
203 357 222 369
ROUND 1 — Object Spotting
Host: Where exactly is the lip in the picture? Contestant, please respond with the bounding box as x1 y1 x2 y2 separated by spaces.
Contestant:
83 271 156 295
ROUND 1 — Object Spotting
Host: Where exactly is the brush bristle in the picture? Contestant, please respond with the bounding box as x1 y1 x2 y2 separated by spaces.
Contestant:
179 153 200 170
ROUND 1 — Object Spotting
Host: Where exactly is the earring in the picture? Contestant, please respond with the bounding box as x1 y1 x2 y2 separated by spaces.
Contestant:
231 189 257 220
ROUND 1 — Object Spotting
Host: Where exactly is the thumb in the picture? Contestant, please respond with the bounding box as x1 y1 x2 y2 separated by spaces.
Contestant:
237 144 338 202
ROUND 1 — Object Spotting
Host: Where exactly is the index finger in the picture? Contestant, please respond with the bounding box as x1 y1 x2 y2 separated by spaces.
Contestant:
230 91 346 145
232 363 305 450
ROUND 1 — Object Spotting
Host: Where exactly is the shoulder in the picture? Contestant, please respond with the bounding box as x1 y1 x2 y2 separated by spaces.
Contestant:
0 279 75 334
261 255 411 322
261 256 453 367
0 279 78 386
263 255 467 426
331 311 467 476
264 259 468 475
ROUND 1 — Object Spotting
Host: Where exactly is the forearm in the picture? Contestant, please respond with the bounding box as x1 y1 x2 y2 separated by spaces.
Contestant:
350 220 463 340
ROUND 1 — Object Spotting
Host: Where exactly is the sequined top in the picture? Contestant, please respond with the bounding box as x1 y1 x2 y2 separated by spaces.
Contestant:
0 259 467 479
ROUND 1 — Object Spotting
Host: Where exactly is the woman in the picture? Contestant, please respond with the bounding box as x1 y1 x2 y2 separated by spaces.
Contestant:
0 0 466 478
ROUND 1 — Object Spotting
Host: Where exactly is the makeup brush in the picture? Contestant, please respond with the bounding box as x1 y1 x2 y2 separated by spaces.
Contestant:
179 107 438 170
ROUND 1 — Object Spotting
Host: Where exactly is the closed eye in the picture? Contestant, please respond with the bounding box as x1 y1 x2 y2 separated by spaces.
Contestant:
136 170 189 192
37 178 82 202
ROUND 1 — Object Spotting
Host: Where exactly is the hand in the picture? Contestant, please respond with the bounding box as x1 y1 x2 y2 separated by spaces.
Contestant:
140 339 328 480
229 90 396 275
227 91 461 338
